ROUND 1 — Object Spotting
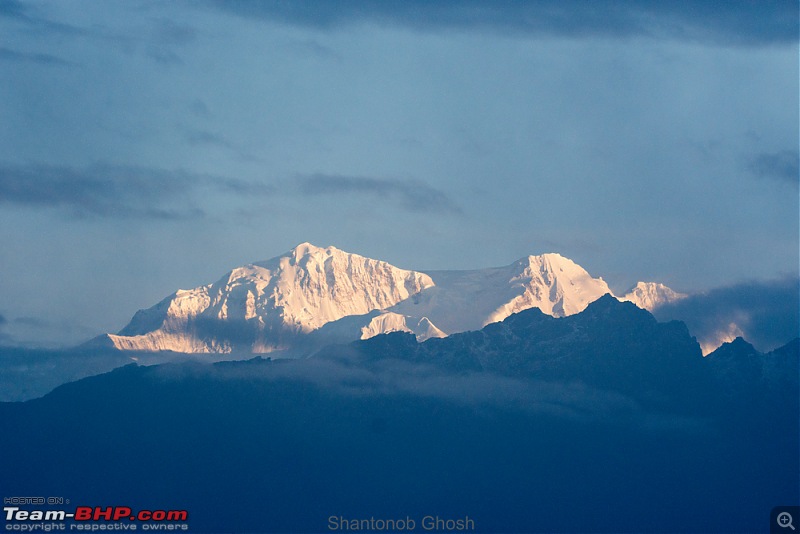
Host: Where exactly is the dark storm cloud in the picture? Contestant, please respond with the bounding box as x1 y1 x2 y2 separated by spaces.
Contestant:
296 174 461 215
749 150 800 186
0 46 71 66
0 163 273 219
653 277 800 352
0 314 6 326
205 0 797 46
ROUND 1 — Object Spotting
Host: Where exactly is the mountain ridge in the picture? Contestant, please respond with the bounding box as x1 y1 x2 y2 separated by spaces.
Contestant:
93 243 691 354
4 295 796 532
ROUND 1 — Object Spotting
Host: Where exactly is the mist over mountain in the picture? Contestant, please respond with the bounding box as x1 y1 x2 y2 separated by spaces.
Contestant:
652 276 800 353
319 297 704 399
2 297 796 533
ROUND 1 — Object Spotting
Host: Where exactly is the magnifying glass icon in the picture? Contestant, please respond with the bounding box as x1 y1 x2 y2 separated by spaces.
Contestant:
778 512 795 530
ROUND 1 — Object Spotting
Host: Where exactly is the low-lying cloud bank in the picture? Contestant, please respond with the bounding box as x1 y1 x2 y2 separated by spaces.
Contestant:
653 276 800 352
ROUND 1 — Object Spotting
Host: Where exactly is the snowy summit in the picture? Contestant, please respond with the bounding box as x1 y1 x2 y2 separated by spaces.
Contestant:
95 243 683 354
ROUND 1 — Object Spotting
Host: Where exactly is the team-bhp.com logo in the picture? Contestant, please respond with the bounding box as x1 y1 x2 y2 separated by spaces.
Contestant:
5 506 189 531
73 507 188 522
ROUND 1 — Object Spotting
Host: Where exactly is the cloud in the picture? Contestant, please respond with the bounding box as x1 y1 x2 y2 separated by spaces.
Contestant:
0 0 27 19
217 178 274 196
145 46 183 65
184 129 261 162
177 355 710 434
204 0 798 46
0 46 72 66
150 17 197 46
189 355 647 424
0 163 273 219
282 38 340 60
0 1 91 38
653 276 800 352
12 316 51 328
749 150 799 186
185 130 236 150
144 18 199 66
296 174 461 215
0 315 102 349
3 5 196 64
189 100 211 118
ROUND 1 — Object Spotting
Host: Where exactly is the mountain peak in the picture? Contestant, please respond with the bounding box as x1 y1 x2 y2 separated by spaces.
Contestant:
108 244 435 353
620 281 687 311
522 252 573 268
708 336 759 358
581 293 659 325
487 253 612 320
292 241 327 255
587 292 638 313
591 292 621 305
529 252 565 260
280 242 339 265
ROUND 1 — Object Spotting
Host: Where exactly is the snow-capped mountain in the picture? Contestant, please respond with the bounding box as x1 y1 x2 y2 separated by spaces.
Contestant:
619 281 687 311
95 243 683 354
98 243 434 353
387 253 612 334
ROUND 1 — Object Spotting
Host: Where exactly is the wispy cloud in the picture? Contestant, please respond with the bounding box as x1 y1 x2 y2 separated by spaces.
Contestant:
0 315 101 349
150 17 197 46
281 38 340 60
0 46 72 66
185 130 236 150
144 18 199 66
145 47 183 65
3 4 199 66
296 173 461 215
205 0 798 46
184 129 260 162
0 163 273 220
749 150 799 186
12 316 50 328
0 0 93 38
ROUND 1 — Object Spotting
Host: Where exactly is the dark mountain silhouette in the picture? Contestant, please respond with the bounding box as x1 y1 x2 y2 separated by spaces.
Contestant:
320 296 708 409
1 298 796 533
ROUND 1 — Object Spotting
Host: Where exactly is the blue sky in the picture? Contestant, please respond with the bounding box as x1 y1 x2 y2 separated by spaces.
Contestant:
1 1 798 346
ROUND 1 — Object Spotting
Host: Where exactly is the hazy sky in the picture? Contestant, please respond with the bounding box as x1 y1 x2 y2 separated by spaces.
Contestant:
1 1 798 346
